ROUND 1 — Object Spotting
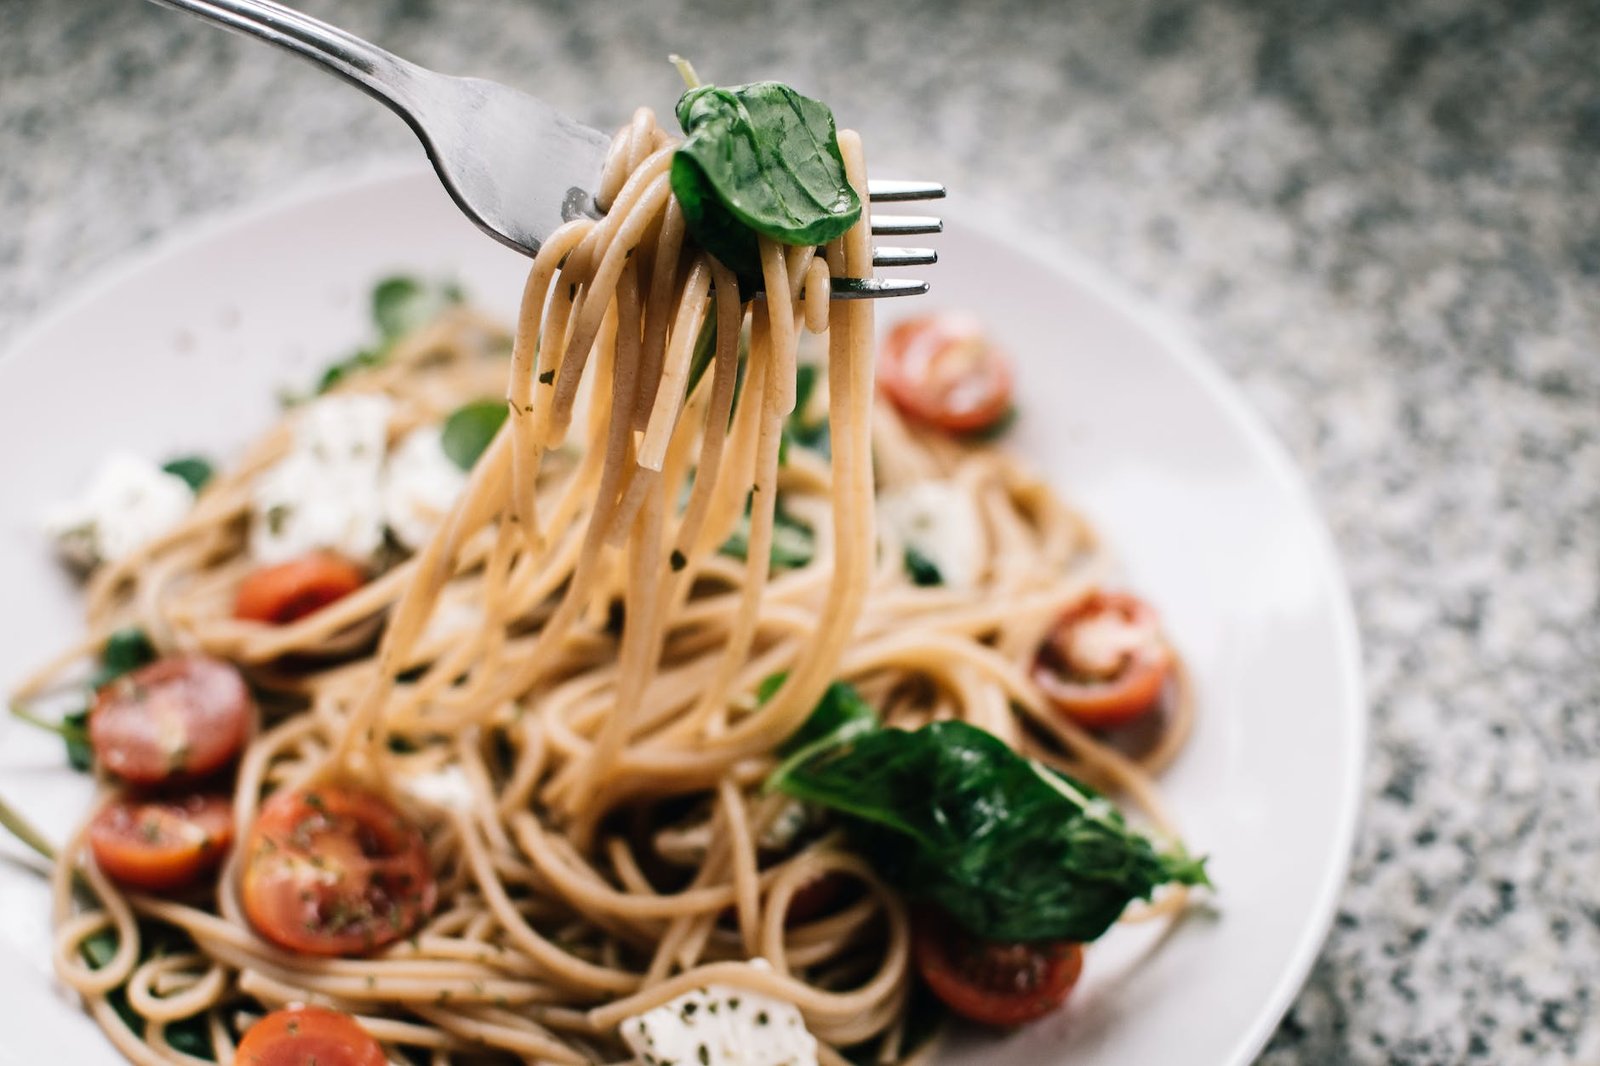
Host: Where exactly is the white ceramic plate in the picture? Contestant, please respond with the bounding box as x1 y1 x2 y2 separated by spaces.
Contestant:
0 166 1363 1065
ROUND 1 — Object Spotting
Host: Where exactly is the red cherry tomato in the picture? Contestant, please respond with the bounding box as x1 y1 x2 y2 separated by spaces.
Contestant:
913 911 1084 1027
88 792 234 893
234 1005 386 1066
89 656 253 785
878 314 1014 434
1032 592 1173 729
241 785 435 956
234 552 367 625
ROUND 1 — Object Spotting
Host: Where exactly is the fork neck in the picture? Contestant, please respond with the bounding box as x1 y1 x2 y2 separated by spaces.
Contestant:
145 0 423 113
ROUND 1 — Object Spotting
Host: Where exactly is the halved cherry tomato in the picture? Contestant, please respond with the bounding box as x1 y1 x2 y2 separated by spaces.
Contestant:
1032 591 1173 729
879 314 1014 434
89 656 253 785
234 552 367 625
234 1005 385 1066
88 792 234 893
913 911 1084 1027
241 785 435 956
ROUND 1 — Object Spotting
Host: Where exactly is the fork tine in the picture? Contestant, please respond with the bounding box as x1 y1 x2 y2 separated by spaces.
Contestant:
867 179 947 203
827 277 930 300
871 215 943 236
872 246 938 268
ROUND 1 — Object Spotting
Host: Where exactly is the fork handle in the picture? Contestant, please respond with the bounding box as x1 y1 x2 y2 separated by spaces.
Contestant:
144 0 423 115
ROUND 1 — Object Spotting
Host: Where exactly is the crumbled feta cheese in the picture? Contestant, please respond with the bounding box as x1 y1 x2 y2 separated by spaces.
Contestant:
251 394 392 564
43 451 195 569
878 480 986 590
621 965 817 1066
382 426 468 552
401 764 476 811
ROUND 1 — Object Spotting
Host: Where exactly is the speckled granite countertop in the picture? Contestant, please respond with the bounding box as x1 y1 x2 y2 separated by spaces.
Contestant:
3 0 1597 1061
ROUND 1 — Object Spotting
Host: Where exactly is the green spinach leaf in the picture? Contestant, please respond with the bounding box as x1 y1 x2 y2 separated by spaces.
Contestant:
780 363 831 465
672 82 861 279
62 709 93 771
300 277 464 399
775 681 878 761
768 718 1209 943
160 455 214 493
91 627 157 690
440 399 509 470
11 703 92 772
719 503 814 569
373 275 465 341
13 627 155 772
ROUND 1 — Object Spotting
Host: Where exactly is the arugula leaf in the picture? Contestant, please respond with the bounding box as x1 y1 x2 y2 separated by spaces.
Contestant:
92 627 157 690
160 455 214 493
440 399 509 470
719 504 814 568
902 545 944 587
672 82 861 279
769 719 1209 943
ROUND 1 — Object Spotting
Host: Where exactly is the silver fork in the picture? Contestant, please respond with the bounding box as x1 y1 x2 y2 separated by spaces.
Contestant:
144 0 944 298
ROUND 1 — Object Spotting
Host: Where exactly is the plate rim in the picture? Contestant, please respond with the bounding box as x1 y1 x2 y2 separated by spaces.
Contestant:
0 160 1367 1066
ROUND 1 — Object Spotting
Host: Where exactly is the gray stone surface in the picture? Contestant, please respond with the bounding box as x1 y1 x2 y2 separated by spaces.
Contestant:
2 0 1597 1061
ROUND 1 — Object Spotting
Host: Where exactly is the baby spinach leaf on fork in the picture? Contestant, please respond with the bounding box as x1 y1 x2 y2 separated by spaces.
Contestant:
672 82 862 280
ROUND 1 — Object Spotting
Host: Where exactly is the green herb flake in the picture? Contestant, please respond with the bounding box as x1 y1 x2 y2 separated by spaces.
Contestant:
902 546 944 587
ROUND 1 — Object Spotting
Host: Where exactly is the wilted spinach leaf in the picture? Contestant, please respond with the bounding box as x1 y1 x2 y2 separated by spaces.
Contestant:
160 455 214 493
440 399 509 470
672 82 861 279
769 719 1209 943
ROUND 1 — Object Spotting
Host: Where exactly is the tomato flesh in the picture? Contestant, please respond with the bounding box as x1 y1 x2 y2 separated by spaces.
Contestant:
234 1005 386 1066
241 785 435 956
88 792 234 893
879 314 1014 434
913 912 1083 1027
1033 591 1172 729
89 655 253 785
235 552 367 625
